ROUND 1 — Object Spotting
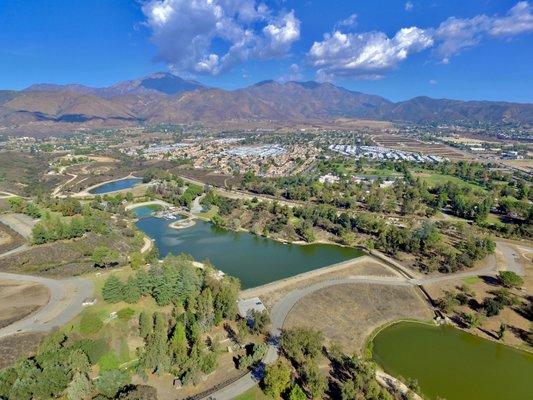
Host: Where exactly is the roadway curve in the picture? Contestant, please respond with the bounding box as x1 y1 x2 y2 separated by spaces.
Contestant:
0 271 94 339
202 239 531 400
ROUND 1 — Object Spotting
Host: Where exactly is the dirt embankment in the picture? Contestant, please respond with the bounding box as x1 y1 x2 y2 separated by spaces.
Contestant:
0 280 50 329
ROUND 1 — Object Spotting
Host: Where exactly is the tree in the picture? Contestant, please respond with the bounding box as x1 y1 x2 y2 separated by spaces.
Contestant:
301 362 327 399
139 311 152 339
130 251 143 270
280 328 324 365
498 271 523 288
462 312 481 329
102 275 124 303
498 323 507 340
123 277 141 304
170 322 188 371
288 384 307 400
92 246 119 268
66 372 92 400
483 297 504 317
33 365 70 399
263 360 292 399
32 224 49 244
95 369 129 398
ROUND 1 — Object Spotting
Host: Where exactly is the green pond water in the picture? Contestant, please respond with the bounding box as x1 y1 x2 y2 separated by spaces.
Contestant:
372 321 533 400
133 206 363 288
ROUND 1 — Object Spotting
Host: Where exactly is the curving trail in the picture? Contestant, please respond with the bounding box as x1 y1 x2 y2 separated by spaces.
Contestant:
0 272 94 339
201 240 531 400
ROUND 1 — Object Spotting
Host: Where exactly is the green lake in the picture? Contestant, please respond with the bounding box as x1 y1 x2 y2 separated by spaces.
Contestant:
134 206 363 288
372 321 533 400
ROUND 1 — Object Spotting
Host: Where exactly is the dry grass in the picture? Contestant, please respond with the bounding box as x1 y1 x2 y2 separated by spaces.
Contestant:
284 283 433 354
0 280 50 328
0 332 45 369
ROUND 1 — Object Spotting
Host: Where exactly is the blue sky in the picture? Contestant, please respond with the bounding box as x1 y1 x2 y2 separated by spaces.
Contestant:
0 0 532 102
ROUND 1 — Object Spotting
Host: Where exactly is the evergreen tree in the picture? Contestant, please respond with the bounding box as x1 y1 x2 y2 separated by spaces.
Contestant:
139 311 152 339
123 276 141 304
102 275 124 303
170 322 188 371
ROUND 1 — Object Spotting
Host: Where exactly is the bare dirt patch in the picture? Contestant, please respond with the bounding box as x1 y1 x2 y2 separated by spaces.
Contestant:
0 280 50 328
284 283 433 354
0 332 46 369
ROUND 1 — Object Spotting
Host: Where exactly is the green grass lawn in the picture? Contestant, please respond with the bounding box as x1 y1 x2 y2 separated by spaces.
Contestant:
413 171 485 192
233 386 270 400
196 205 219 221
462 276 482 285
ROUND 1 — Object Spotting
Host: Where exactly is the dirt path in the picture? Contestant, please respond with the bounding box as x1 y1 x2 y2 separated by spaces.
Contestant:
0 272 94 339
52 172 78 197
0 213 36 238
203 241 528 400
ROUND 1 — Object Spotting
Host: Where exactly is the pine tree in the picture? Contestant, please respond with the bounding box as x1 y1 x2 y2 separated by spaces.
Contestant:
139 311 153 339
123 276 141 304
170 322 188 371
102 275 124 303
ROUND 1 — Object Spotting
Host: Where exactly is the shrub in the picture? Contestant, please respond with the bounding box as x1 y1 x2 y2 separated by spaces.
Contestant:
117 308 135 322
98 351 120 372
79 313 103 335
73 339 110 364
498 271 523 288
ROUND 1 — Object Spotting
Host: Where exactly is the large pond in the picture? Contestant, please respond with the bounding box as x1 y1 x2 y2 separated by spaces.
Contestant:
372 321 533 400
89 177 143 194
134 206 363 288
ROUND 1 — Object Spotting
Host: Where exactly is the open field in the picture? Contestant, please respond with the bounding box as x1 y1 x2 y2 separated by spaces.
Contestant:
233 386 269 400
0 280 50 328
0 151 65 196
284 283 433 354
412 171 485 191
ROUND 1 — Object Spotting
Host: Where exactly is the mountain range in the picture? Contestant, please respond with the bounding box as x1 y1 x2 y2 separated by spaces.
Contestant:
1 72 532 133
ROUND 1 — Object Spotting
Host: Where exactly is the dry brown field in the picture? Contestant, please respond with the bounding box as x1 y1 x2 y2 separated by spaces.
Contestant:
284 283 433 354
0 280 49 329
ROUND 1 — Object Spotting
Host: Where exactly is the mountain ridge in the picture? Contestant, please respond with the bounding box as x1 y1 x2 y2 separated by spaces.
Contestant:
2 73 532 131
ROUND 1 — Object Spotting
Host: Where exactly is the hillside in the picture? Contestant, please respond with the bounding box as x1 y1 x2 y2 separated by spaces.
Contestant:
2 73 532 132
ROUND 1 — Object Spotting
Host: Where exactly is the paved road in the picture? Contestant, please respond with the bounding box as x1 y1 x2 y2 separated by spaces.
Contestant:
0 272 94 339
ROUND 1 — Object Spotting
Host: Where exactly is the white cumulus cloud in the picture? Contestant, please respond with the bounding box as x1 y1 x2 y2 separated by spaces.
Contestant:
308 27 433 78
142 0 300 75
434 1 533 61
309 2 533 78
